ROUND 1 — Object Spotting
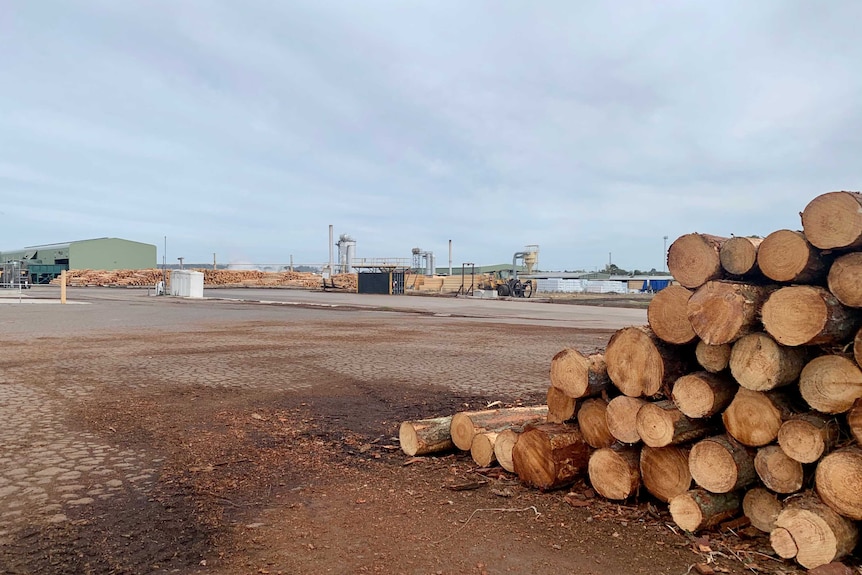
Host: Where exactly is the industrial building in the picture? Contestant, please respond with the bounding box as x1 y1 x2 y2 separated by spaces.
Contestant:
0 238 157 284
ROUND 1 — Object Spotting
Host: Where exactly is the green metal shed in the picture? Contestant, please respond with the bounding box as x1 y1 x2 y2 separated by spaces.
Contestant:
0 237 157 282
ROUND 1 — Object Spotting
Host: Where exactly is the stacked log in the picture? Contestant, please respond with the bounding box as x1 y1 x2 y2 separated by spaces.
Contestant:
52 268 359 290
399 191 862 570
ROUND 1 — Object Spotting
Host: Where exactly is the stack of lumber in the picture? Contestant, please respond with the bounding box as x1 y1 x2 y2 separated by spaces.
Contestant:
409 273 497 294
53 269 358 291
400 191 862 570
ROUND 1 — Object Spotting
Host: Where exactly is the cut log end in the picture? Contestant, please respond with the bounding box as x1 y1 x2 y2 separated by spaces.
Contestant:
729 332 806 392
588 446 641 500
667 233 726 289
689 435 756 494
399 416 454 456
828 252 862 308
815 446 862 521
672 371 736 419
577 398 615 449
754 445 803 494
743 487 782 533
669 489 740 532
800 355 862 415
720 236 762 276
470 432 498 468
722 389 786 447
775 493 859 569
647 285 696 344
778 414 839 464
757 229 826 284
513 423 591 490
801 191 862 250
493 429 519 473
640 445 691 503
770 527 798 559
687 281 771 346
695 341 732 373
762 286 860 347
606 396 647 444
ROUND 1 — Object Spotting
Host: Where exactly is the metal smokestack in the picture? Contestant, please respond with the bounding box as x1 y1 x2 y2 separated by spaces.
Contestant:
448 239 452 275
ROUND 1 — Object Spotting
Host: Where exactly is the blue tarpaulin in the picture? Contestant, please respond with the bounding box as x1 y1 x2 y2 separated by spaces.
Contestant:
641 279 671 292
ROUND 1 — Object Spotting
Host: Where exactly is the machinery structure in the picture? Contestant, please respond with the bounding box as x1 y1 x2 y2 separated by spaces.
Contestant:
0 260 30 289
484 245 539 298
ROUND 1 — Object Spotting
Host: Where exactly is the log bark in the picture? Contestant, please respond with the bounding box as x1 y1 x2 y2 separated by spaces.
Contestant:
605 395 647 444
754 445 804 494
801 191 862 250
722 388 795 447
669 489 741 533
470 432 498 467
689 435 756 493
827 252 862 308
546 385 577 424
587 444 641 500
512 422 591 490
774 492 859 569
687 281 773 345
743 486 782 532
815 446 862 520
855 326 862 369
647 285 697 344
549 349 610 399
450 405 548 451
799 355 862 414
758 229 829 284
640 445 692 503
667 233 727 289
399 416 454 456
849 398 862 445
672 371 737 418
493 429 519 473
778 413 840 464
577 397 616 449
729 332 807 391
605 326 692 397
762 286 860 347
720 236 763 277
635 400 716 448
695 341 732 373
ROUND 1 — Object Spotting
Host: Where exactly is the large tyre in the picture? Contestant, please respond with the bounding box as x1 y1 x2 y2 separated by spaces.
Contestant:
523 281 533 298
497 283 511 297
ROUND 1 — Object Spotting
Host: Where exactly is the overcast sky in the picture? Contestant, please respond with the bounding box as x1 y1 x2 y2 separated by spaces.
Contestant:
2 1 861 272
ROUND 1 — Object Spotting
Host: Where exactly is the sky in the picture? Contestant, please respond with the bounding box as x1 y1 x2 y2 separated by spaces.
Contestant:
2 1 861 272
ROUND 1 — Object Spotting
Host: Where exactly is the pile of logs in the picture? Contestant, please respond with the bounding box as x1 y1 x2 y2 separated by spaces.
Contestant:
400 190 862 570
53 269 358 290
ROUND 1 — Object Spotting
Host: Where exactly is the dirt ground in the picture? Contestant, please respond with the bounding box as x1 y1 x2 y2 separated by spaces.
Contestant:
0 290 816 574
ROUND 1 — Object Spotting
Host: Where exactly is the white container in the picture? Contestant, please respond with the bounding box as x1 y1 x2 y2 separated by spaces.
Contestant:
170 270 205 298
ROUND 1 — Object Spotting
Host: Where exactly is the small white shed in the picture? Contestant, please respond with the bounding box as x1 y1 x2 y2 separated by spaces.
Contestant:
170 270 205 298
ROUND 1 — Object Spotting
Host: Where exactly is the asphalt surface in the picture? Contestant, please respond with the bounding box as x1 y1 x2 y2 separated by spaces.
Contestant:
1 286 647 330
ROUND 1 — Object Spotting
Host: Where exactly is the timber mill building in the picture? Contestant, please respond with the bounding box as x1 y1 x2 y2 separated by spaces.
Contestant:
0 237 157 285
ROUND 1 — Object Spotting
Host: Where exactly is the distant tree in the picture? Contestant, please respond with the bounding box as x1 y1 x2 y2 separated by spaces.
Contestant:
603 263 628 275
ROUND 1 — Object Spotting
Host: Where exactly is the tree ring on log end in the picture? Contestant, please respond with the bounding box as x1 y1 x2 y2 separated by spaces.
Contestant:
802 191 862 250
690 439 738 493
